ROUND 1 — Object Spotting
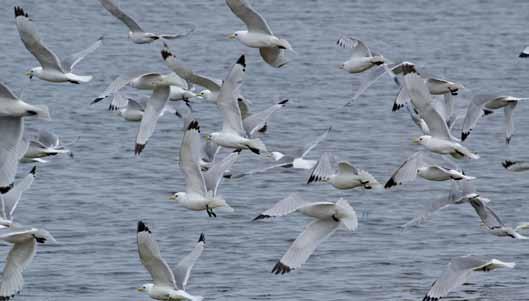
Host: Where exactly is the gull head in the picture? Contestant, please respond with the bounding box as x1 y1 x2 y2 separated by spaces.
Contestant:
169 192 186 202
25 67 41 79
228 32 241 40
337 63 345 70
137 283 153 293
196 89 212 101
413 135 431 145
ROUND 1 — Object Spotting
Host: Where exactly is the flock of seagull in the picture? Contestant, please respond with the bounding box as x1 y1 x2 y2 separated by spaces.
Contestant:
0 0 528 300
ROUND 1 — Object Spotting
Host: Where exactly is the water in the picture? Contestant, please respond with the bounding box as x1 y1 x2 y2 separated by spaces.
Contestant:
2 0 529 300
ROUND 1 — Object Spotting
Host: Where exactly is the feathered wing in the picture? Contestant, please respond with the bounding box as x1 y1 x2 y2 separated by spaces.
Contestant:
259 47 288 68
14 7 64 72
254 193 310 220
0 82 19 101
243 99 288 137
307 152 337 184
61 36 103 72
180 121 207 196
299 127 331 158
2 169 35 221
136 222 177 288
203 152 239 196
217 56 246 136
384 152 422 189
336 37 372 58
98 0 143 32
225 0 273 34
37 129 59 148
503 101 517 143
0 239 36 299
92 70 148 103
350 64 391 103
393 86 410 111
173 234 205 290
469 198 504 229
135 86 170 154
461 94 498 141
273 219 339 274
0 117 24 188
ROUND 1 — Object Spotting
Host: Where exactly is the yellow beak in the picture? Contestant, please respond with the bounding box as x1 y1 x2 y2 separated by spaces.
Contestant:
137 288 144 292
228 34 236 40
412 138 420 144
169 194 176 200
25 71 32 77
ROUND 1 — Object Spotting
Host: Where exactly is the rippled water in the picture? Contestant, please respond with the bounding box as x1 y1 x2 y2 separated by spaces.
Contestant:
2 0 529 300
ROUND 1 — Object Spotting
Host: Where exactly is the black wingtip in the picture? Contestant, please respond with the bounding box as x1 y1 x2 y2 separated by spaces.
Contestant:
236 55 246 67
137 221 151 233
461 131 469 141
400 63 417 75
91 97 104 105
271 261 292 274
506 136 511 144
483 109 494 116
187 120 200 131
198 233 205 243
253 214 270 221
392 102 403 112
98 35 105 41
520 52 529 58
134 143 145 155
30 166 37 175
161 48 172 60
384 178 396 189
278 99 289 105
14 6 28 18
502 160 514 168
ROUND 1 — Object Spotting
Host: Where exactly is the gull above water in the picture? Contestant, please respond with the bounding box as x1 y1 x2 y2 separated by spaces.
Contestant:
15 7 102 84
98 0 195 44
136 221 204 301
226 0 294 68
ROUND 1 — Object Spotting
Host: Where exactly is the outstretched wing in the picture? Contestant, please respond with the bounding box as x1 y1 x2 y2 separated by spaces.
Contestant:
203 152 239 196
62 36 104 72
173 233 205 290
180 121 207 196
135 86 170 155
217 55 246 136
98 0 143 32
226 0 273 34
0 239 36 299
243 99 288 137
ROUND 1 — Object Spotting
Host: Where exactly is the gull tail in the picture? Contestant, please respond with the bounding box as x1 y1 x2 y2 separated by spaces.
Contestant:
245 138 267 155
68 74 92 84
30 105 50 120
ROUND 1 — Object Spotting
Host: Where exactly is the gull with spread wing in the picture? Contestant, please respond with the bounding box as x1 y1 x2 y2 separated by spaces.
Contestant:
502 160 529 172
98 0 194 44
423 255 515 301
307 152 380 190
136 221 204 301
336 37 384 73
22 130 72 163
170 120 238 217
15 7 102 84
0 81 48 193
461 94 529 144
384 152 474 189
226 0 294 68
254 193 358 274
0 166 36 227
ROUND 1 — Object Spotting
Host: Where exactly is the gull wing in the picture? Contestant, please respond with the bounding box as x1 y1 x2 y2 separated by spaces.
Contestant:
173 233 205 290
98 0 143 32
217 55 246 136
226 0 273 35
180 121 207 196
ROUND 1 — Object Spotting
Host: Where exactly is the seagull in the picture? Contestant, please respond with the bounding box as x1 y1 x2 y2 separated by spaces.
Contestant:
227 127 330 179
469 196 529 239
393 79 462 112
254 193 358 274
461 94 529 144
384 152 475 189
401 63 478 160
0 166 36 227
336 37 384 73
307 152 381 190
134 86 171 155
242 99 288 138
502 160 529 172
170 120 238 217
136 221 204 301
0 81 49 193
226 0 294 68
14 7 102 84
206 55 268 155
98 0 194 44
423 255 515 301
92 71 188 106
107 92 177 122
402 179 479 228
22 130 72 163
519 46 529 58
0 224 56 300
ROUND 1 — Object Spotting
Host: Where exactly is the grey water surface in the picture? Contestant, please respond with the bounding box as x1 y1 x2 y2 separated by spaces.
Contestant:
2 0 529 300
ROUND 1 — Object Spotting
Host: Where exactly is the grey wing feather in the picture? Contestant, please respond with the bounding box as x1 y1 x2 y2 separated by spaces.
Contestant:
62 36 103 72
180 122 207 196
173 239 205 290
384 152 422 188
0 239 36 299
336 37 372 57
217 57 246 136
469 198 504 229
137 230 177 288
243 100 287 137
136 86 170 147
299 127 331 158
0 82 18 101
259 48 288 68
2 171 34 221
461 94 499 140
0 117 23 187
204 152 239 196
226 0 273 34
504 102 517 143
257 193 308 218
37 129 59 148
98 0 143 32
307 152 337 183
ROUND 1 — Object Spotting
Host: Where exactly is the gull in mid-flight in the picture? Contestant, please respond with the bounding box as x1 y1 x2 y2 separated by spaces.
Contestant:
136 221 205 301
336 37 384 73
384 152 474 189
22 129 72 163
0 81 49 193
307 152 381 190
15 7 103 84
0 224 56 300
226 127 330 179
502 160 529 172
423 255 515 301
171 120 238 217
206 55 268 155
519 46 529 58
98 0 195 44
468 196 529 239
461 94 529 144
401 63 478 160
226 0 294 68
254 193 358 274
0 166 36 227
106 92 177 122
